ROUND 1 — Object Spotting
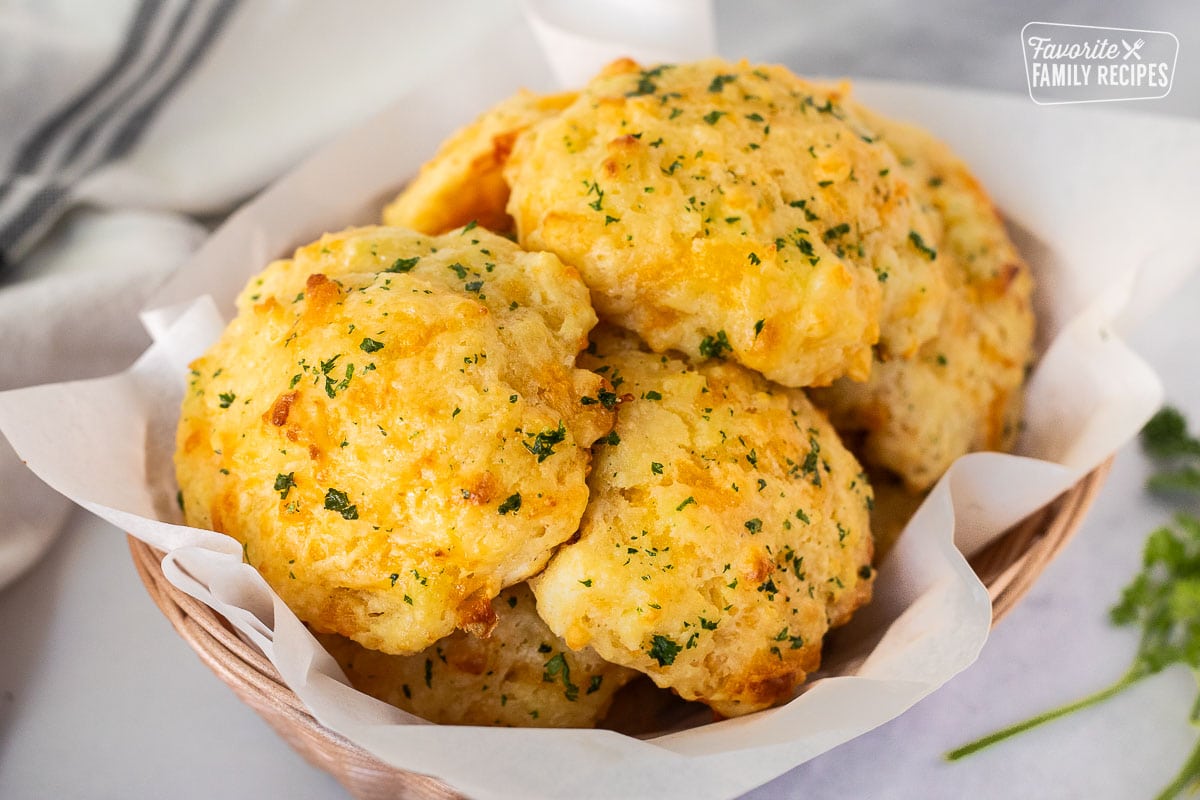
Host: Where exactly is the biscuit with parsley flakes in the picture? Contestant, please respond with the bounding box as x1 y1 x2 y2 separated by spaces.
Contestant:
175 225 613 656
530 326 874 717
504 58 947 388
810 108 1035 491
382 89 577 236
316 583 638 727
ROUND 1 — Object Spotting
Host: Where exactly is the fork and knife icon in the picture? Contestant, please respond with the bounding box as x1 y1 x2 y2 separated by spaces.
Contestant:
1121 38 1146 60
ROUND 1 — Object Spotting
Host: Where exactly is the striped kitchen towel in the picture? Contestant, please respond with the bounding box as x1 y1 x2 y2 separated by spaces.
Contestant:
0 0 238 270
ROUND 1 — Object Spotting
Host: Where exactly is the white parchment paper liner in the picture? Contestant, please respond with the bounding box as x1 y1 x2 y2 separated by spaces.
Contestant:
3 13 1200 799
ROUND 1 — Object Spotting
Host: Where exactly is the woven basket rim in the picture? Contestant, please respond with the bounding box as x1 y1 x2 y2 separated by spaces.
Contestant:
129 457 1113 799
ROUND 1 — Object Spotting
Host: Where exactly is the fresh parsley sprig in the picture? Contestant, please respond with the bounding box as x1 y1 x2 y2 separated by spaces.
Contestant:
948 407 1200 800
1143 407 1200 459
1144 408 1200 495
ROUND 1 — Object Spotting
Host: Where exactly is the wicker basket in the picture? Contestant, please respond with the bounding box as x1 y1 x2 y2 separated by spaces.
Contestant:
128 458 1112 800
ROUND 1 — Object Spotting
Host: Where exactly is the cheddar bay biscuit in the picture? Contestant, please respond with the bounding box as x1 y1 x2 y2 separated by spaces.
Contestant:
531 327 874 717
505 58 946 387
176 225 613 655
317 584 638 727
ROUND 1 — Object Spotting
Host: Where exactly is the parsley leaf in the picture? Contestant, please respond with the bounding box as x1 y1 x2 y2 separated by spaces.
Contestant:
909 230 938 260
498 493 522 515
1141 408 1200 498
523 421 567 462
543 653 580 701
699 330 732 360
274 472 296 500
386 256 419 273
647 635 682 666
626 64 669 97
707 73 736 93
1143 407 1200 459
323 488 358 520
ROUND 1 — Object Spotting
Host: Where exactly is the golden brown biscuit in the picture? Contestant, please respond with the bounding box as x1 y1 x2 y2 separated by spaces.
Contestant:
317 584 638 727
505 58 946 387
176 225 613 655
531 327 874 717
383 90 576 235
810 109 1035 491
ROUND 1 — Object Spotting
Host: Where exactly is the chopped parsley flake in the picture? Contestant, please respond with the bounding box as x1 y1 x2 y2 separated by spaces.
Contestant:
543 653 580 701
523 421 567 462
801 434 823 487
909 230 938 260
323 488 358 520
586 180 604 211
698 330 732 360
359 337 384 353
274 472 296 499
386 256 419 273
626 65 669 97
823 223 851 241
707 73 737 93
498 493 522 515
324 362 355 399
647 635 682 666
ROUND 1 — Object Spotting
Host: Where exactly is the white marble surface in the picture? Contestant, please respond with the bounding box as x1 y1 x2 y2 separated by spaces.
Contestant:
3 3 1199 799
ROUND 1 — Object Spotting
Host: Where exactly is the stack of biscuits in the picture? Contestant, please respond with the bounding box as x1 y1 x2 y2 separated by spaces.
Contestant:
174 58 1033 727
